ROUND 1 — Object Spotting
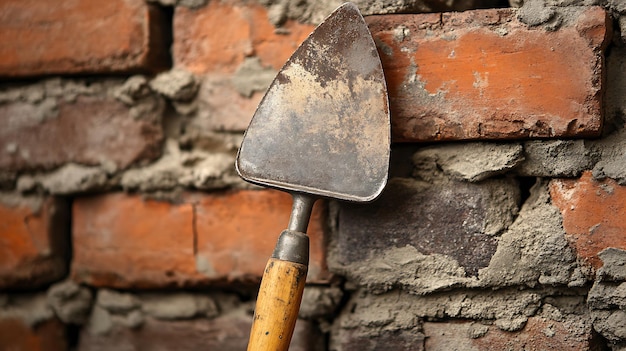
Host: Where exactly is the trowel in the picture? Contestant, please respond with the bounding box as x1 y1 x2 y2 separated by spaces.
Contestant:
236 3 390 350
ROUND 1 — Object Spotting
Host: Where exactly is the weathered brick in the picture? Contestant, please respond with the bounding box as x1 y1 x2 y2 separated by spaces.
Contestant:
0 318 67 351
174 1 313 74
192 190 330 283
0 0 169 77
77 315 248 351
424 317 599 351
76 314 323 351
333 329 425 351
173 1 314 131
0 195 69 290
0 86 163 172
367 7 609 142
330 177 519 290
72 193 200 289
72 190 329 289
549 171 626 269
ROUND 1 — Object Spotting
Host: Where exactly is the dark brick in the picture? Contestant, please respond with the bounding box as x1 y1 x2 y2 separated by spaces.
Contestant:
0 94 163 172
333 329 425 351
77 315 324 351
335 177 518 276
423 317 600 351
0 318 67 351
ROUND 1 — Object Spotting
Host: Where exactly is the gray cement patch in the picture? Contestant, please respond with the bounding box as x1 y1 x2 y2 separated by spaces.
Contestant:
0 192 43 212
516 140 597 177
18 163 109 195
150 69 199 101
413 142 524 182
0 293 55 327
121 139 236 191
334 288 542 335
300 286 344 320
477 180 588 288
140 293 218 320
47 280 93 325
598 248 626 282
231 57 276 98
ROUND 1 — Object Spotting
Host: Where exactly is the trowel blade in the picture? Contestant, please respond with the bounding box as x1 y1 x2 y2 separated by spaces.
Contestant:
236 2 390 202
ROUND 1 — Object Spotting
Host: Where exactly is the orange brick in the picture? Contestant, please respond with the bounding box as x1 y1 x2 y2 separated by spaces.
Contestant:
72 193 200 289
173 1 313 74
192 190 329 283
0 0 169 77
0 195 69 290
549 171 626 269
0 318 67 351
367 7 609 142
71 191 329 289
173 1 314 131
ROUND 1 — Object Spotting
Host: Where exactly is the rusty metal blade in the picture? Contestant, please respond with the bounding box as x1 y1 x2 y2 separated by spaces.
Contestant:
236 2 390 202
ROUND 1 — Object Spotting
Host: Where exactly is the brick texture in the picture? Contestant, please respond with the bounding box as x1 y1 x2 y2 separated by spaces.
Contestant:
334 329 425 351
0 95 163 172
192 190 330 283
0 196 69 290
0 0 169 77
173 1 313 74
0 318 67 351
76 315 323 351
72 190 329 289
71 193 199 289
549 171 626 269
333 178 517 277
367 7 609 142
424 317 599 351
173 1 314 131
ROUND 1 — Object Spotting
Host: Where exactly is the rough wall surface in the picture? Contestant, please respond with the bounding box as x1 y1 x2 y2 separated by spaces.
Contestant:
1 0 626 350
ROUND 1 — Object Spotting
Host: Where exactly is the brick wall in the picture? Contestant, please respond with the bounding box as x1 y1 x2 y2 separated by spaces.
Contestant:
1 0 626 350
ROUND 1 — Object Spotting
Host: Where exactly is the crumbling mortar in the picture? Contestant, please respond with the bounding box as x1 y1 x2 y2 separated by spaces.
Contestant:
333 285 593 336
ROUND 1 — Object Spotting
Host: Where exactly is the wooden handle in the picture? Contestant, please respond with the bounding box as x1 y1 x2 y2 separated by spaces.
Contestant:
247 258 307 351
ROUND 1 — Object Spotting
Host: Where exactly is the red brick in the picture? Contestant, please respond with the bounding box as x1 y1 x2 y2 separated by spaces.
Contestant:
76 314 323 351
0 0 169 77
549 171 626 269
192 190 330 283
0 318 67 351
0 195 69 290
173 1 313 74
367 7 609 142
71 191 329 289
424 317 599 351
0 95 163 172
173 1 314 131
72 193 200 289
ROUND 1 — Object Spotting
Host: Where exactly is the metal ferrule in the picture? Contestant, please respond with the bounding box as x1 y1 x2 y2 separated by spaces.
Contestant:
272 230 310 266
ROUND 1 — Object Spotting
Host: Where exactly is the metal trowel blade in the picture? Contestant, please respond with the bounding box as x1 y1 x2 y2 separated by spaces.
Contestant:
236 2 390 202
